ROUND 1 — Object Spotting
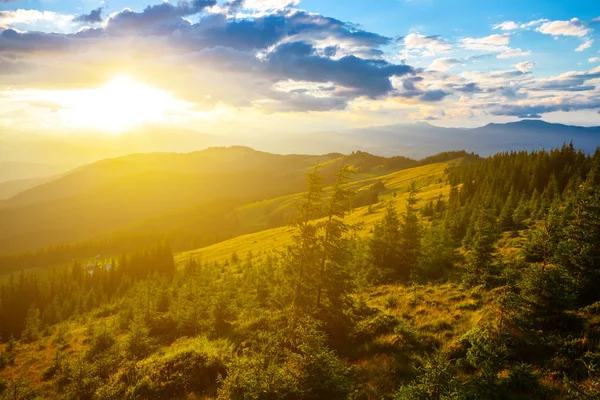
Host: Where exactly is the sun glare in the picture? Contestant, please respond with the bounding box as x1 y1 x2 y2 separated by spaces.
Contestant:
54 76 191 132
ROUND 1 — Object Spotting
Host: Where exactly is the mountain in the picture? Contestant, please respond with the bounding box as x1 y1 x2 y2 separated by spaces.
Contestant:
339 120 600 158
0 176 56 200
0 147 418 254
2 121 598 167
0 161 73 183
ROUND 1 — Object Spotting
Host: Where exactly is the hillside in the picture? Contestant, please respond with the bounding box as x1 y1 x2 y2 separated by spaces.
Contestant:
177 160 453 265
0 147 422 262
1 145 599 400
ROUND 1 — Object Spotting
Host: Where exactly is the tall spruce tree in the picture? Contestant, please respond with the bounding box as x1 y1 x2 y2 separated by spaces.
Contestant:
398 182 422 281
559 150 600 305
315 166 354 312
285 165 324 311
464 194 498 286
369 201 401 283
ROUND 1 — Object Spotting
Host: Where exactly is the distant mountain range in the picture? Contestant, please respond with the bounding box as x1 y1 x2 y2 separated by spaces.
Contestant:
1 120 598 183
252 120 600 159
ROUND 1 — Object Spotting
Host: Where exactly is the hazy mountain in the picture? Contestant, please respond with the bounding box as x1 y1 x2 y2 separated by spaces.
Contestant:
0 161 73 184
0 176 56 200
2 121 598 167
2 147 411 253
339 120 600 158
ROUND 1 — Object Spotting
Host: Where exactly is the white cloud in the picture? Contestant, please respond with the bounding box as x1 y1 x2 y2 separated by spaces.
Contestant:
243 0 299 11
575 39 593 51
515 61 535 72
493 21 520 31
0 9 76 33
589 57 599 63
428 58 464 71
399 33 453 58
460 34 510 52
497 48 531 59
536 18 591 37
492 19 548 31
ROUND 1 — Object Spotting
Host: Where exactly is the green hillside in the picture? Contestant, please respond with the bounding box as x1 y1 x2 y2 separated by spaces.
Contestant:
1 145 599 400
178 160 454 265
0 147 425 271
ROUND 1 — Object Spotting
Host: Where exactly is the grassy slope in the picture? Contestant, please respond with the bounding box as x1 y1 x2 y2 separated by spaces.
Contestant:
2 158 483 398
176 160 455 266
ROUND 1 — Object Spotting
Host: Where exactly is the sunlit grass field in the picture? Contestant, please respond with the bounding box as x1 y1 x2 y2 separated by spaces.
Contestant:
177 160 456 266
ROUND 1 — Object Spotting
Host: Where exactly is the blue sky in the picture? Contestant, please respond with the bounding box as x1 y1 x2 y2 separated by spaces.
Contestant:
0 0 599 132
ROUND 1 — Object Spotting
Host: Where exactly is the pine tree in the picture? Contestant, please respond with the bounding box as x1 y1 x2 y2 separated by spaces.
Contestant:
22 305 41 343
315 166 355 311
558 150 600 305
498 189 516 231
369 201 401 283
398 182 422 281
464 195 498 286
286 165 324 311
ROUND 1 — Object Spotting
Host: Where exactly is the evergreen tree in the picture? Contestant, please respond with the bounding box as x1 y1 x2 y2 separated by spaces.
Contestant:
315 166 355 312
369 201 401 283
398 182 422 281
285 165 324 311
22 305 41 343
558 151 600 305
464 195 498 286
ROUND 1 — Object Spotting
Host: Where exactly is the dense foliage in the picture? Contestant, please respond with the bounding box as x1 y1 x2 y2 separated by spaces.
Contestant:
1 144 600 399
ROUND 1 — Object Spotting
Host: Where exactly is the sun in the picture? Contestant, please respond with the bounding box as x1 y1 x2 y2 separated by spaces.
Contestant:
56 76 191 132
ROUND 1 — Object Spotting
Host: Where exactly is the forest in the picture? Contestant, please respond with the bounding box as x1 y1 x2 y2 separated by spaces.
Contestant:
0 143 599 399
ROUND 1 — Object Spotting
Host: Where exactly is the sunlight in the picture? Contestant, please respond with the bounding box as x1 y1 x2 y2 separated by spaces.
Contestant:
7 76 194 132
55 76 193 132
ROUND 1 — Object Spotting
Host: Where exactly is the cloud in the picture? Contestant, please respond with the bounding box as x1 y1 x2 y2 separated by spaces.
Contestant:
492 19 548 31
399 33 452 58
497 48 531 59
243 0 299 11
460 34 510 52
428 57 463 71
536 18 591 37
575 39 593 51
515 61 535 73
266 41 413 98
528 66 600 91
590 57 599 63
74 8 103 24
0 9 75 33
492 21 520 31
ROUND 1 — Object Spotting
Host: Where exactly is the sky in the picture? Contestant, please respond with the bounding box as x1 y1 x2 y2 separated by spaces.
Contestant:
0 0 599 138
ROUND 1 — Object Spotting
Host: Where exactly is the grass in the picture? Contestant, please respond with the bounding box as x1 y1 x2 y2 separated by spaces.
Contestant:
176 160 457 266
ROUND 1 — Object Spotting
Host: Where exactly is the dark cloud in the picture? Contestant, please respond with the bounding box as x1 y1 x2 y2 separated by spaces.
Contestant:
0 29 69 53
266 41 413 98
420 90 449 102
529 70 600 91
105 0 216 35
455 82 482 93
74 7 103 24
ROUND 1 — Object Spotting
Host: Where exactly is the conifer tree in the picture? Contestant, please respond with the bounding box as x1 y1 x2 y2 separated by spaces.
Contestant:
285 165 324 311
464 195 498 286
398 182 422 281
315 166 354 311
369 201 401 283
558 150 600 305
